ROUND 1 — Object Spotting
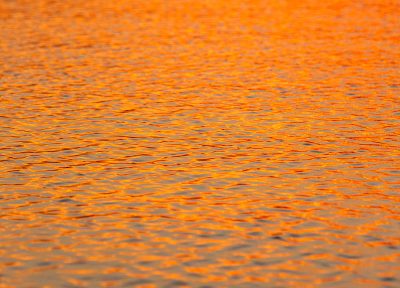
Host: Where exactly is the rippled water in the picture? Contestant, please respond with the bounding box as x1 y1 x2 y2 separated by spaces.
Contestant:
1 0 399 287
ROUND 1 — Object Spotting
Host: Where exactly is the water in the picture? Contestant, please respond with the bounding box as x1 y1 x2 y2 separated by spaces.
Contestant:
0 0 399 287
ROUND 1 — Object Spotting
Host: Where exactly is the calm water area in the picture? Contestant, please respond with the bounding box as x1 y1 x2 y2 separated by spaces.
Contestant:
0 0 399 287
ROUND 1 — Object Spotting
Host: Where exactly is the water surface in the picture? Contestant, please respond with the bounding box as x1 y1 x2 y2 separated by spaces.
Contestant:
0 0 399 287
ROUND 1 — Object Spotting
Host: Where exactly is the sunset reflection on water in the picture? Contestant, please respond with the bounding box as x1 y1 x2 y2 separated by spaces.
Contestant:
0 0 399 287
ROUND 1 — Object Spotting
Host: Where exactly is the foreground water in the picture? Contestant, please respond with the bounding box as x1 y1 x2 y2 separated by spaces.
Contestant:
1 0 399 287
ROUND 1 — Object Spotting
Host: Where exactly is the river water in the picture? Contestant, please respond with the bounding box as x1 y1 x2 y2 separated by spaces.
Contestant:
0 0 399 287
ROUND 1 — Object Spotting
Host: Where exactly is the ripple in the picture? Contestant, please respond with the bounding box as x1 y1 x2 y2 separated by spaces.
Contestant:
1 0 399 287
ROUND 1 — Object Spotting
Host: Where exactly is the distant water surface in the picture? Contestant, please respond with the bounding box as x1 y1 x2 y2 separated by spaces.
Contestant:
0 0 399 287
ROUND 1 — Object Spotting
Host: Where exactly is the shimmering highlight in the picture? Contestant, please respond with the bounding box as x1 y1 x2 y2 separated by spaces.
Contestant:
0 0 399 287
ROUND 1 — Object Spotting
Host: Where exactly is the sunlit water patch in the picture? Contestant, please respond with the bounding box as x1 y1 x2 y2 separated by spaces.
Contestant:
0 0 399 287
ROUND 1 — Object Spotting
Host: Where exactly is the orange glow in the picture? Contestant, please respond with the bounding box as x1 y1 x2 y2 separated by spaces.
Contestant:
0 0 399 287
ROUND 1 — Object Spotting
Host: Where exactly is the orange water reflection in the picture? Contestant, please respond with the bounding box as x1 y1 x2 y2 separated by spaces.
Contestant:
0 0 399 287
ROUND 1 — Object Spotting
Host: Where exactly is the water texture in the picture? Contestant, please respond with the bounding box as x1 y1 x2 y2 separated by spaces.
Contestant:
0 0 399 287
